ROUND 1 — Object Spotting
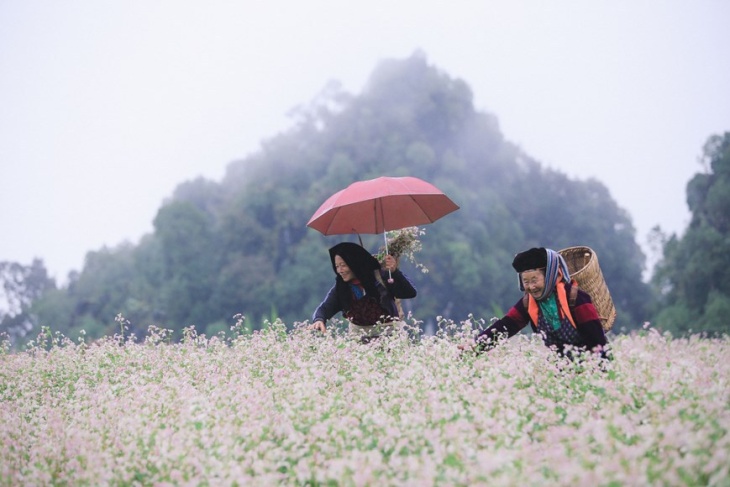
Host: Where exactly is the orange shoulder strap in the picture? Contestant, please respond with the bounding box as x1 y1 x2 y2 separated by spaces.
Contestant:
525 293 539 327
523 280 579 329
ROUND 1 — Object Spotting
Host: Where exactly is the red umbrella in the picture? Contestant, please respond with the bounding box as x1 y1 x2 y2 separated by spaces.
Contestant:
307 176 459 235
307 176 459 279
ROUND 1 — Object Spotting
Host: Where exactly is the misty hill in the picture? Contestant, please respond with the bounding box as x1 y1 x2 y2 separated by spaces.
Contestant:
29 52 651 340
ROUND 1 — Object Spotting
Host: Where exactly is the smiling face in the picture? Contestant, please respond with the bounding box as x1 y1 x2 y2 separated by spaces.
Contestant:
334 255 354 282
521 269 546 300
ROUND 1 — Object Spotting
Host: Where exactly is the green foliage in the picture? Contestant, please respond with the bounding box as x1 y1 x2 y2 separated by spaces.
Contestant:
0 259 56 344
651 132 730 335
27 53 652 341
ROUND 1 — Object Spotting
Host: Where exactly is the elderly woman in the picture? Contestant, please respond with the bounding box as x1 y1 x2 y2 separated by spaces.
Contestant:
465 247 608 357
309 242 417 338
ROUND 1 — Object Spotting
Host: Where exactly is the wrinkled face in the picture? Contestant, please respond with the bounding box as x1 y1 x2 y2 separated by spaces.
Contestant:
521 269 546 299
334 255 354 282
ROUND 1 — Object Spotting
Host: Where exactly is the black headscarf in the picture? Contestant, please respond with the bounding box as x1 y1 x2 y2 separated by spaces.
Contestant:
329 242 383 310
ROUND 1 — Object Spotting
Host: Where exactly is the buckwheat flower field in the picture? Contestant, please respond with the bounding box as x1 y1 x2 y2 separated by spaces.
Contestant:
1 319 729 486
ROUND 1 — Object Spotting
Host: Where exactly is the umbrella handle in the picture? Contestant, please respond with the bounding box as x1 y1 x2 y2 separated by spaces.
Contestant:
383 231 394 283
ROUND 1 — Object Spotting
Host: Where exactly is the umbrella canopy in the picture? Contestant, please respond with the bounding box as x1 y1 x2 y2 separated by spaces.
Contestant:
307 176 459 235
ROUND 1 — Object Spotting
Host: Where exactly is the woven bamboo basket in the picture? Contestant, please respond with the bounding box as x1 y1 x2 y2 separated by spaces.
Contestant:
558 246 616 331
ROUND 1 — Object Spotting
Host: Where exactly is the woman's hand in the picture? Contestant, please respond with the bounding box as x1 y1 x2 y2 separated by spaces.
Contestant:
308 321 326 333
383 255 398 272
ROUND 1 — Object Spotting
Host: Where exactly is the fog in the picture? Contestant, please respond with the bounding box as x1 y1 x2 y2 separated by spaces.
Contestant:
1 0 729 283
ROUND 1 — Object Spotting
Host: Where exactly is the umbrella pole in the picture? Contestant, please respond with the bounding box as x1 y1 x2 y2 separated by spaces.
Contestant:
383 231 393 283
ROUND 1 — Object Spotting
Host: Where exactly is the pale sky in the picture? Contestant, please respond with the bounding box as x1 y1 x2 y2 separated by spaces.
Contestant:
1 0 729 284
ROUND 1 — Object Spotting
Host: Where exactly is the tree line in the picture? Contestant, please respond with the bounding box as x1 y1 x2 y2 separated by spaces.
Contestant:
2 53 727 346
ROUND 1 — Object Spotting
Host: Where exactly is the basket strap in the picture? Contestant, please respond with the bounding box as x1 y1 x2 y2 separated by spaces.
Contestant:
569 280 579 307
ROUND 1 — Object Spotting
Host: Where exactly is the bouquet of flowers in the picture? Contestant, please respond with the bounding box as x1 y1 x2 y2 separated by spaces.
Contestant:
375 226 429 273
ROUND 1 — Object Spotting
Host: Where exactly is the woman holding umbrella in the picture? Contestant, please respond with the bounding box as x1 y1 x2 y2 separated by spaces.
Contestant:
309 242 417 339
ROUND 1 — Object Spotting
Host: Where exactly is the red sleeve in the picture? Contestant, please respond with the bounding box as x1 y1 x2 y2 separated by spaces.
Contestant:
475 299 530 350
571 302 600 323
572 288 607 350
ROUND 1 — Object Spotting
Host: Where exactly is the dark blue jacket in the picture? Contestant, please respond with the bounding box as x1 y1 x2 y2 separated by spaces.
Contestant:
312 269 416 324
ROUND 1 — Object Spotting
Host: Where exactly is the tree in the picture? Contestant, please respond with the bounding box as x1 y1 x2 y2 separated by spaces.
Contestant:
153 201 218 332
0 259 55 343
27 52 653 339
652 133 730 335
